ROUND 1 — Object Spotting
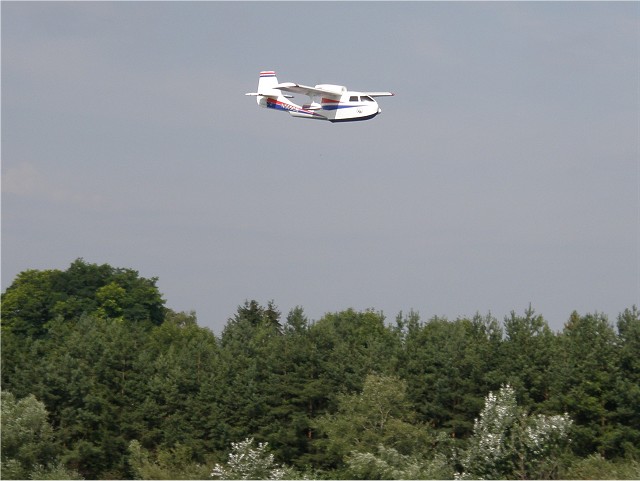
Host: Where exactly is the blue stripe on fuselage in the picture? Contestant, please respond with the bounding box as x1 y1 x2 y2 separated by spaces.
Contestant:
266 98 325 118
322 104 364 111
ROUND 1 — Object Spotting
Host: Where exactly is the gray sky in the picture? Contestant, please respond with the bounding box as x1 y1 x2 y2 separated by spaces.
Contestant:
3 1 638 333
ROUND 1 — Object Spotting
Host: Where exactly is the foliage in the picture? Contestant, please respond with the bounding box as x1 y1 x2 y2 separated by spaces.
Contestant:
1 391 82 480
317 373 456 478
500 306 558 408
128 440 211 480
346 444 454 480
210 437 296 480
1 259 165 338
457 384 573 480
613 306 640 458
399 313 502 438
317 374 431 461
1 263 639 479
553 311 621 457
560 453 640 480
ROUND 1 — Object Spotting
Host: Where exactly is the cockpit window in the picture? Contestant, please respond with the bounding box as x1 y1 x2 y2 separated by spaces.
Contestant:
349 96 359 102
361 95 374 102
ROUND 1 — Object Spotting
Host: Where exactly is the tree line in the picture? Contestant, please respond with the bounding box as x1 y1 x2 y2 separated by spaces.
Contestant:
1 259 639 479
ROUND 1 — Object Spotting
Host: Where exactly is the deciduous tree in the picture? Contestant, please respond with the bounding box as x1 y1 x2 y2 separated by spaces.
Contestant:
457 384 572 480
1 391 80 479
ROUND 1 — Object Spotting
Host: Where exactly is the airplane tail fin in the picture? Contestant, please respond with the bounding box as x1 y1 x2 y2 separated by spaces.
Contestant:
246 70 305 113
257 70 279 95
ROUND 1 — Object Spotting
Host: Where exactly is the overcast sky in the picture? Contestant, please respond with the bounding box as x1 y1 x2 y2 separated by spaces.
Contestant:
2 1 638 333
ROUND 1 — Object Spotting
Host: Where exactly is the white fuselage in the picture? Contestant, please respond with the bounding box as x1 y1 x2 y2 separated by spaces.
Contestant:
258 88 382 122
247 72 392 123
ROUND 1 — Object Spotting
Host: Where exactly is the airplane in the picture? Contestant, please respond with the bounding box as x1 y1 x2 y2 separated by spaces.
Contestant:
245 71 394 123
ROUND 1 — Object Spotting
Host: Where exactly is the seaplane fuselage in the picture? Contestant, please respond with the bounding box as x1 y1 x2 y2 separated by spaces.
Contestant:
246 71 393 123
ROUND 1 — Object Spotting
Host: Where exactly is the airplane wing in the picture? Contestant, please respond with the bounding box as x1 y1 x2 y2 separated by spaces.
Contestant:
362 92 394 97
274 83 343 100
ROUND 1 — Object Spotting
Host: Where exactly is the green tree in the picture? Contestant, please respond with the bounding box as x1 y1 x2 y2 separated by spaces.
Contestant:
1 259 166 338
613 306 640 459
1 391 81 480
500 307 558 408
253 307 319 467
128 439 211 480
562 453 640 480
308 309 401 405
6 259 639 477
552 311 621 457
139 310 225 459
38 315 150 478
1 328 47 400
217 301 286 448
1 268 65 336
316 374 435 474
400 314 502 438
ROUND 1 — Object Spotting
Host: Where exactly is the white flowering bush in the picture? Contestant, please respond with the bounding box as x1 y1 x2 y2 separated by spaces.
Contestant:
457 384 572 480
211 437 289 480
523 412 572 456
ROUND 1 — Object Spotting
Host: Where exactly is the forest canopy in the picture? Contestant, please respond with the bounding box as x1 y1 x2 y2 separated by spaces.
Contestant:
1 260 639 479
